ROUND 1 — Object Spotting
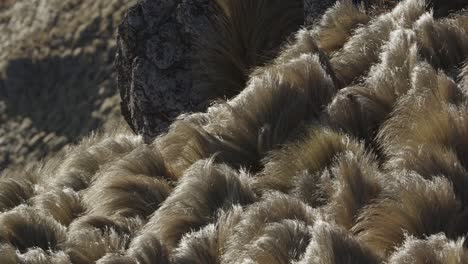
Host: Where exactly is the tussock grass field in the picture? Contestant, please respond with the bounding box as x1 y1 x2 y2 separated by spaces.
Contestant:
0 0 468 263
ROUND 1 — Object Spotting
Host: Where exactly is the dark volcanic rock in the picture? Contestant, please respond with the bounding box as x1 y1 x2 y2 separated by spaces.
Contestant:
116 0 212 141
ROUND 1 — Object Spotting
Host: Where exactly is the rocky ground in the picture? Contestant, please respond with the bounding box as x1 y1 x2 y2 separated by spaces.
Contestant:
0 0 136 169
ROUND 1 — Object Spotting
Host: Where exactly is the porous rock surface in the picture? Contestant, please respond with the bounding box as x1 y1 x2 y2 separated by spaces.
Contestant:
116 0 214 141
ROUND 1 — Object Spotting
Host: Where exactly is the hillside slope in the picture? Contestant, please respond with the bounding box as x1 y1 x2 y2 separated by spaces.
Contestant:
0 0 136 169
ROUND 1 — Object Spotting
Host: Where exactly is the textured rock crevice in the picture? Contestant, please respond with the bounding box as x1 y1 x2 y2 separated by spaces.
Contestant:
117 0 213 141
